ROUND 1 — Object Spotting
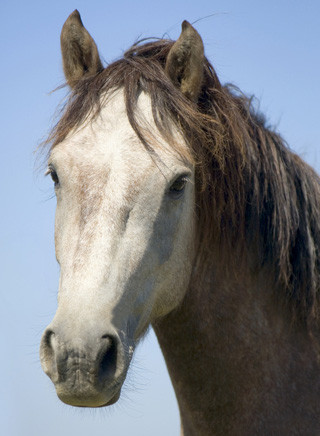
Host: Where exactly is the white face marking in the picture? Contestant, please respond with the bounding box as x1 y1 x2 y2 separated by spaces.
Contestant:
41 90 196 405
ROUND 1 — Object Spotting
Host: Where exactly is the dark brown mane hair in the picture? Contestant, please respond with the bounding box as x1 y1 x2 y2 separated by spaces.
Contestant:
44 39 320 327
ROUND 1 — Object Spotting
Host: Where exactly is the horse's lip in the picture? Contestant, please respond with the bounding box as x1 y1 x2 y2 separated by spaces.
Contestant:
96 390 121 407
56 379 122 408
73 390 121 408
54 367 125 408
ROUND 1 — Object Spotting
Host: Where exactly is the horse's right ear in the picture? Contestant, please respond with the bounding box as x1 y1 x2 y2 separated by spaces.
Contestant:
165 21 204 102
60 10 103 88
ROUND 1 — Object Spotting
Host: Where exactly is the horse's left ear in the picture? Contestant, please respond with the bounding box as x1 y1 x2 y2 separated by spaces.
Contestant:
60 10 103 88
165 21 204 102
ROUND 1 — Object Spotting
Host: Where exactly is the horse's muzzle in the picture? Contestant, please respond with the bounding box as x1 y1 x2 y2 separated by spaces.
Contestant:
40 326 127 407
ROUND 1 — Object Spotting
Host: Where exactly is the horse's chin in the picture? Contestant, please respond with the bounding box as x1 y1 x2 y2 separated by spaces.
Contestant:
56 385 121 408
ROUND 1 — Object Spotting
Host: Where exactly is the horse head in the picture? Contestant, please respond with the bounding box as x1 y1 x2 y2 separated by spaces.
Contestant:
40 10 202 407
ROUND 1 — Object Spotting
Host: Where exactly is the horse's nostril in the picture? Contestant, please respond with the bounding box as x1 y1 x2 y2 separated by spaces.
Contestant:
40 329 56 377
98 335 118 382
40 328 121 388
44 329 55 347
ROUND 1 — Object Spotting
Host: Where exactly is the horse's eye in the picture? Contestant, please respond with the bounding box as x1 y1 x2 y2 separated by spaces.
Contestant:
50 170 59 186
169 176 188 196
46 166 59 187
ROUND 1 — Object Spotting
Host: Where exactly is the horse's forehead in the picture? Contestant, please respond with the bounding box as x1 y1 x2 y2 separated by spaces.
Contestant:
50 90 192 193
51 92 156 173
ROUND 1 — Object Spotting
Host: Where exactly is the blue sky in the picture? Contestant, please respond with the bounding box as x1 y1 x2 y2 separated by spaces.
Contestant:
1 1 320 435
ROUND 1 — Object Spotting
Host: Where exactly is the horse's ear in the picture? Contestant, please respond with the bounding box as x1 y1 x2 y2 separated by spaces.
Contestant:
60 10 103 88
165 21 204 102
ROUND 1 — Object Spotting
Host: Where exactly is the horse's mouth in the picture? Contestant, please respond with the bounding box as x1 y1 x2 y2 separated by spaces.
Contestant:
55 380 122 408
93 390 121 408
65 390 121 408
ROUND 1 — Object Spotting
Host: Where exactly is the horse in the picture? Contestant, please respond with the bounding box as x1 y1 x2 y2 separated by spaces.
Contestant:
40 10 320 435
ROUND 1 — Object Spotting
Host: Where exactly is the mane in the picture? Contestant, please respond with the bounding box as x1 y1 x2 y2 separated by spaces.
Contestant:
44 39 320 327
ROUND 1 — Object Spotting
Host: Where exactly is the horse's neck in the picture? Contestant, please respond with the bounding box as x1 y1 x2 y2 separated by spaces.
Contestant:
153 264 320 436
